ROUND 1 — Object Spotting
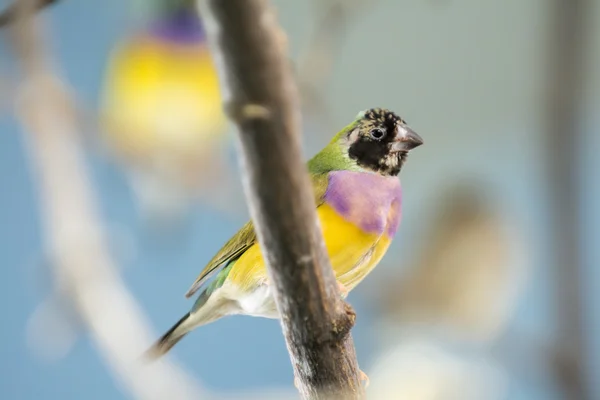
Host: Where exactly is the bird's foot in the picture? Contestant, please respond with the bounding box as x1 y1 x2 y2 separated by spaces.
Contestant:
338 282 349 299
359 369 370 388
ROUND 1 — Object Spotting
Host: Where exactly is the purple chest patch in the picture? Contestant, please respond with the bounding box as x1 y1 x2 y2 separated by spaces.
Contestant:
149 11 206 44
324 171 402 237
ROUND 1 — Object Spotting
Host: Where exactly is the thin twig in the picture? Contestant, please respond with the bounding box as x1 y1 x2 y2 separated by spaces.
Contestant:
298 0 375 133
197 0 363 399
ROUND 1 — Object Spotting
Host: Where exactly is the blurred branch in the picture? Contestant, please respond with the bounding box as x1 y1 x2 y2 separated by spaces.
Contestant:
8 2 203 399
297 0 374 133
0 0 57 27
197 0 363 399
296 3 347 130
545 0 590 398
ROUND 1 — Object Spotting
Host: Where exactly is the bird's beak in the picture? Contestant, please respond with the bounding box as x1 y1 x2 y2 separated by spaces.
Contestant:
391 125 424 152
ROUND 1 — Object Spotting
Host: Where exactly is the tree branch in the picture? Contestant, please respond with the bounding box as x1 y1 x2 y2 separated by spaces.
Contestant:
196 0 363 399
0 0 57 27
545 0 591 398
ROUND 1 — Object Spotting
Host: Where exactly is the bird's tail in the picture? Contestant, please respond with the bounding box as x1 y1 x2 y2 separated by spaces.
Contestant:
144 289 230 361
144 312 192 360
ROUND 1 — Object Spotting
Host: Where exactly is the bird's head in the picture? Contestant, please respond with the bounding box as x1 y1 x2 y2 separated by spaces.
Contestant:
340 108 423 176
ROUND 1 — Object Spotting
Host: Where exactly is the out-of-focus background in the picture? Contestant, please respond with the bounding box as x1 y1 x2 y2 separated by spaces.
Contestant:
1 0 599 399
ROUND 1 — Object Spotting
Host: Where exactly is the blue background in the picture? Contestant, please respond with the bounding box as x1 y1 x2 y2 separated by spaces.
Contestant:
1 0 599 399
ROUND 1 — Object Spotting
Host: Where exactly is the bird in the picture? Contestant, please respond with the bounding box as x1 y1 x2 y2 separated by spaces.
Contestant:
146 108 423 360
99 3 229 224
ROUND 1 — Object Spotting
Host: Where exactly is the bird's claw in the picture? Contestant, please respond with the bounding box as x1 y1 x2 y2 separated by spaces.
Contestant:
359 369 370 388
338 282 349 299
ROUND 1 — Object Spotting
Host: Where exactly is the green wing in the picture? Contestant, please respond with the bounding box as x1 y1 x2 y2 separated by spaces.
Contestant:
184 173 330 298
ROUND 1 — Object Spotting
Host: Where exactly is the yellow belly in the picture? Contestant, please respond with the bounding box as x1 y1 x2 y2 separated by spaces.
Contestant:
227 204 392 292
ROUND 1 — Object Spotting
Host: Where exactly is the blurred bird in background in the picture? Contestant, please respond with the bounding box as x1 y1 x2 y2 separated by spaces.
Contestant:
146 108 424 362
99 0 230 226
368 182 529 400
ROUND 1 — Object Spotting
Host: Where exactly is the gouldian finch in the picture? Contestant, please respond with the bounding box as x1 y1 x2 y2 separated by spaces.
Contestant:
147 108 423 357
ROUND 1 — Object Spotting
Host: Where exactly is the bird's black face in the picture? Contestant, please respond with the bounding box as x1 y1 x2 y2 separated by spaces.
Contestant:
347 108 423 176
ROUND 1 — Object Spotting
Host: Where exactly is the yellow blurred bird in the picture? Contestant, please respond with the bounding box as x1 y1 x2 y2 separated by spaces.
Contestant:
100 4 228 219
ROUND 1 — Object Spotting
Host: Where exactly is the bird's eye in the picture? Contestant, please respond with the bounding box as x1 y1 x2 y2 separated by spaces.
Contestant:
369 128 386 140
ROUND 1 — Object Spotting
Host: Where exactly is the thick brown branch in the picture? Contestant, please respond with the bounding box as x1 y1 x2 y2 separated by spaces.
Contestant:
545 0 591 399
197 0 363 398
